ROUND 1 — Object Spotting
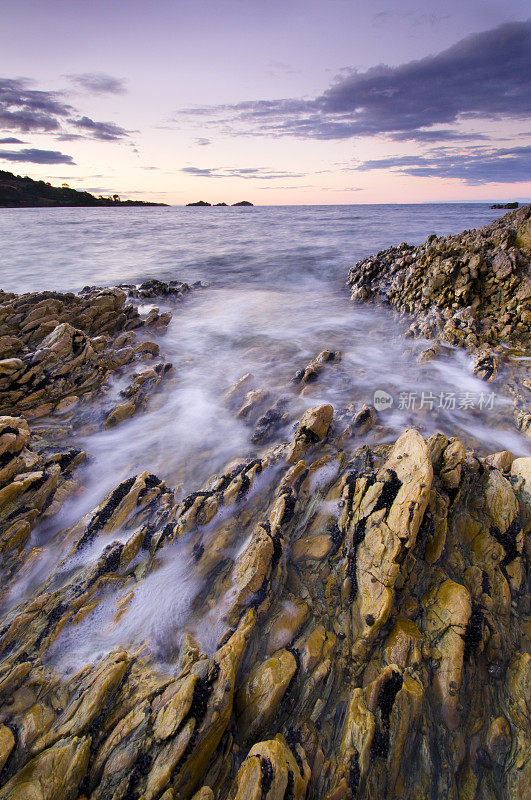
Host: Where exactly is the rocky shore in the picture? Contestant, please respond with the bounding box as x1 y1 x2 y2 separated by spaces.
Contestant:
0 210 529 800
348 205 531 434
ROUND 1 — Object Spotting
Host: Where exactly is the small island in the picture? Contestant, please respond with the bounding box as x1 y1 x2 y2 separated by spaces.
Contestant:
0 170 167 207
491 202 519 209
186 199 254 207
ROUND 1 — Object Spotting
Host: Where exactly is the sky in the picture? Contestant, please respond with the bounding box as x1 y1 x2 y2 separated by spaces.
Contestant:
0 0 530 205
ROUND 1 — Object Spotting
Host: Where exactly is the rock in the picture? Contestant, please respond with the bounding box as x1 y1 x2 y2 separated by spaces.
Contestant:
485 716 511 765
236 649 297 742
286 404 333 463
0 725 14 772
230 736 309 799
0 735 90 800
485 450 513 472
347 205 530 427
0 314 528 800
292 350 341 387
104 401 136 428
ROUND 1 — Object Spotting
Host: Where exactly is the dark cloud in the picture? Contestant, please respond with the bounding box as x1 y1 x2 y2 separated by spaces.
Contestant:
181 166 306 180
181 22 531 141
0 148 75 164
388 129 491 143
65 73 126 94
354 144 531 184
0 136 24 143
0 78 72 132
70 116 129 141
0 77 128 142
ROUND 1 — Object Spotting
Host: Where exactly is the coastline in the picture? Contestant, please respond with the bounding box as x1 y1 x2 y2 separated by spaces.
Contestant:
0 209 529 799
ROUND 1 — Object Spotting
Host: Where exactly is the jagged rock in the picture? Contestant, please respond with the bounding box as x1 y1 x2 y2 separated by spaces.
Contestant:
292 350 341 388
347 206 531 430
0 284 189 421
0 381 528 800
0 735 90 800
230 736 309 799
236 649 297 742
286 404 333 463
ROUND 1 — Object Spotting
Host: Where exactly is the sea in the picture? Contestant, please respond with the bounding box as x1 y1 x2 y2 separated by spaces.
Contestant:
1 203 529 667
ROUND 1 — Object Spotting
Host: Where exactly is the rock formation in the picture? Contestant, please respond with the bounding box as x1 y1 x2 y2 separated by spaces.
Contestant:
0 211 528 800
0 404 528 800
347 205 531 434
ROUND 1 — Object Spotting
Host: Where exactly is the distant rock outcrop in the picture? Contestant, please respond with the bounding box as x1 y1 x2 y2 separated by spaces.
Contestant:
186 200 254 207
491 202 519 209
0 170 166 207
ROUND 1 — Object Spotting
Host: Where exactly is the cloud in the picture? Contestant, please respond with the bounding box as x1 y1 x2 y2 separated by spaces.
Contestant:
70 116 129 141
0 78 72 132
388 129 491 143
65 72 126 94
195 138 211 146
0 136 24 143
181 166 306 180
0 148 75 164
0 77 129 142
180 21 531 141
354 144 531 184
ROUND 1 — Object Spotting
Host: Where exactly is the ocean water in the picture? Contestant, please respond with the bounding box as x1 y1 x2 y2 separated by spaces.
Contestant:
1 203 529 665
0 203 508 293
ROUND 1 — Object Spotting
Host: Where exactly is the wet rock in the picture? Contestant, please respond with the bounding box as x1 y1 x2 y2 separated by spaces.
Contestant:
286 404 333 463
0 408 528 800
0 284 189 423
230 736 309 800
347 206 530 425
236 649 297 742
0 735 90 800
292 350 341 388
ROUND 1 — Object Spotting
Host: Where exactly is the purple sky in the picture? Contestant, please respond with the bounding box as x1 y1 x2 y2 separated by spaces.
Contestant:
1 0 530 203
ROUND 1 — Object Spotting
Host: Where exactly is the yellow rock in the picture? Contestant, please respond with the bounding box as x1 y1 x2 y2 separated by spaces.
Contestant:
0 735 90 800
339 687 375 778
286 404 333 464
266 599 309 654
291 533 332 563
511 456 531 533
33 651 130 751
384 618 422 668
190 789 213 800
485 716 511 765
231 736 310 800
104 400 136 428
0 724 15 771
153 672 198 741
236 649 297 742
425 578 471 729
